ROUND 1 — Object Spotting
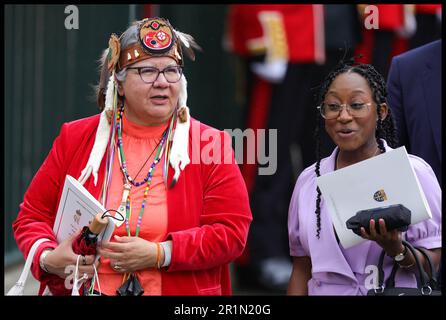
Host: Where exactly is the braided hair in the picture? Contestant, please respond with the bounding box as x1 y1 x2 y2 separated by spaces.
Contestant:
313 59 398 239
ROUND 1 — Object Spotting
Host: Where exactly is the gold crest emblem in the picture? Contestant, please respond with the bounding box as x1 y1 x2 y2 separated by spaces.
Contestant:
373 189 388 202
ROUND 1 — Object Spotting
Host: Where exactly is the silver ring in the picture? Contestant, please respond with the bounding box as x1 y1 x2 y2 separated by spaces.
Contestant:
82 273 88 280
113 262 122 270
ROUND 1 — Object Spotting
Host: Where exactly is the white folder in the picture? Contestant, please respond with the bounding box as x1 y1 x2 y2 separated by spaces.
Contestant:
316 147 432 249
53 175 116 260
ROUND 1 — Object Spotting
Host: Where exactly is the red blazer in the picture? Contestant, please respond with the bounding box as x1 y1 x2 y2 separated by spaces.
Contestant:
12 115 252 295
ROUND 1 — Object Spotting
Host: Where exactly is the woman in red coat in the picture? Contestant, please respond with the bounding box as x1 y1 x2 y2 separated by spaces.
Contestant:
12 17 252 295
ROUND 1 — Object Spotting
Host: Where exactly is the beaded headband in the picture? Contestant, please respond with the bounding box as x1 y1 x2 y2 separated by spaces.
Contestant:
107 17 201 72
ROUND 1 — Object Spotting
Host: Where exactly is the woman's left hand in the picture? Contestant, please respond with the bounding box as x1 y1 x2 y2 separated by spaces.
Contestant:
97 235 159 273
360 218 404 257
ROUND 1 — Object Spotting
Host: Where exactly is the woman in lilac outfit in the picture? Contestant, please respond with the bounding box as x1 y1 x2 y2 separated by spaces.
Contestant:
287 61 441 295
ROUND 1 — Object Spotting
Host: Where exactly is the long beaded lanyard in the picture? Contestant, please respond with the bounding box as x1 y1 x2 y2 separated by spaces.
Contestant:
116 107 168 237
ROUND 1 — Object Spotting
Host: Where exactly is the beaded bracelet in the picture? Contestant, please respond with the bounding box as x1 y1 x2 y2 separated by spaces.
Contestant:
398 256 416 269
155 242 161 269
398 261 415 269
39 249 52 273
397 247 416 269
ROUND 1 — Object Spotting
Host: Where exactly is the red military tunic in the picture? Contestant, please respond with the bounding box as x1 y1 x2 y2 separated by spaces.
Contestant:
227 4 325 63
415 4 442 14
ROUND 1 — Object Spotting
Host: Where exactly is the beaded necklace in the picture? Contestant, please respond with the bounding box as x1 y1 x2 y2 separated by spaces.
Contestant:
116 108 168 237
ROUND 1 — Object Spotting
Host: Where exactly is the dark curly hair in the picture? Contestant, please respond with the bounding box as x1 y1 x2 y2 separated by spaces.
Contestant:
313 59 398 239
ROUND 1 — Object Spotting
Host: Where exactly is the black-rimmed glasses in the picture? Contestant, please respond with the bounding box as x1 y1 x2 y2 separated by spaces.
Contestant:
127 65 183 84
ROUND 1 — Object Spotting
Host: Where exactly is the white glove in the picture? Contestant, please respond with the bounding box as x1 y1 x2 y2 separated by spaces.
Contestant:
250 59 288 83
396 8 417 39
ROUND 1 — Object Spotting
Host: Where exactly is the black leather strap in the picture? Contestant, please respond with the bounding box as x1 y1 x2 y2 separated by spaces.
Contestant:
415 246 438 289
376 240 432 291
377 249 387 289
385 261 399 288
402 240 431 289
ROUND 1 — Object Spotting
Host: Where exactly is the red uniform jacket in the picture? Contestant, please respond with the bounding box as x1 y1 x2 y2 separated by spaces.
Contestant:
227 4 325 63
12 115 252 295
374 4 404 30
415 4 441 14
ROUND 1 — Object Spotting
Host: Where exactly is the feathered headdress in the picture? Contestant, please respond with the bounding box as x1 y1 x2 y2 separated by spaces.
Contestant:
78 17 201 195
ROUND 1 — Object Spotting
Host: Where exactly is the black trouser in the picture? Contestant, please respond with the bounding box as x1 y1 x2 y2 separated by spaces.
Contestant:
371 30 395 79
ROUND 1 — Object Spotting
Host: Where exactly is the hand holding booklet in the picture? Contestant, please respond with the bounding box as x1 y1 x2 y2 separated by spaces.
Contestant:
53 175 116 258
316 147 432 249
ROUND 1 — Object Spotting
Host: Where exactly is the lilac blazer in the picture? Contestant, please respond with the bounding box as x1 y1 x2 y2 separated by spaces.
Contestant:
288 141 441 295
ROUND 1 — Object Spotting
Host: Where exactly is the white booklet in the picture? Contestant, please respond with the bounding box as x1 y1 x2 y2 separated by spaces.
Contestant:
316 146 432 249
53 175 116 257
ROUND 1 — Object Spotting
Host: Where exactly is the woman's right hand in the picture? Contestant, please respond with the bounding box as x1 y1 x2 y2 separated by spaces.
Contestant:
43 231 98 279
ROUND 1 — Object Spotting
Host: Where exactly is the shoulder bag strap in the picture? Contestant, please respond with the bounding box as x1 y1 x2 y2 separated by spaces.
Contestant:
385 261 399 288
402 240 431 290
7 238 51 295
414 246 438 289
381 241 432 291
375 248 387 292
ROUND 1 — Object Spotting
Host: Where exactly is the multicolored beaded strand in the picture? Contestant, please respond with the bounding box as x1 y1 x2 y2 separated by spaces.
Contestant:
116 107 168 237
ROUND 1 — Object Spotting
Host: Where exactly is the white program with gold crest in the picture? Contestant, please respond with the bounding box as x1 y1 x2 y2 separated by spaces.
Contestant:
53 175 115 252
316 146 432 249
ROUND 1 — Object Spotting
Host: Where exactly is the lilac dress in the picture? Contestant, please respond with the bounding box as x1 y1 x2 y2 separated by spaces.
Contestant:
288 141 441 295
